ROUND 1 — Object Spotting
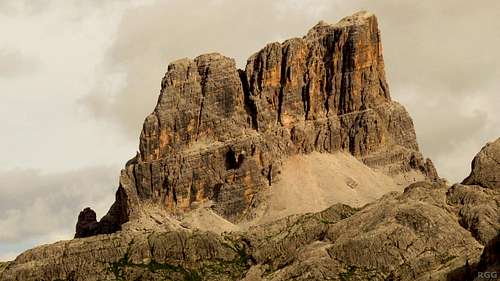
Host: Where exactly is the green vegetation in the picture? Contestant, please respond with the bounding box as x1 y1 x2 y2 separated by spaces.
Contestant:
339 265 357 281
441 255 458 264
109 254 194 280
104 234 254 281
319 219 335 224
234 244 251 267
107 252 252 281
50 271 77 281
0 262 10 276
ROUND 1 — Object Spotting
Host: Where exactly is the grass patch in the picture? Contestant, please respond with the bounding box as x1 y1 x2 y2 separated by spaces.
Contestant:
109 254 204 281
0 262 10 276
339 265 356 281
319 219 335 224
442 255 457 264
107 235 251 281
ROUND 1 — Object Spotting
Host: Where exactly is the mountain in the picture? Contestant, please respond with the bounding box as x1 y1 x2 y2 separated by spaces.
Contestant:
1 11 498 281
77 10 438 238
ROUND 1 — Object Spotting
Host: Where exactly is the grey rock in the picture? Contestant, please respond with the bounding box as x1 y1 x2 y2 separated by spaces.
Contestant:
463 138 500 190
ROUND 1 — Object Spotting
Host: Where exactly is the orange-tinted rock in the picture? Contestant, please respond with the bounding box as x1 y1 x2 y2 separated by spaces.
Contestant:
139 54 250 162
246 12 389 130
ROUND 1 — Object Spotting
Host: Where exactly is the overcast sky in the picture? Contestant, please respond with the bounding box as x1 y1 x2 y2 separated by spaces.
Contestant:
1 0 499 261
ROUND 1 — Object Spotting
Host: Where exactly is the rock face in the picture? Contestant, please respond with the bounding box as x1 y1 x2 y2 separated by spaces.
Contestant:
446 139 500 281
74 208 98 238
463 138 500 190
76 11 438 236
443 138 500 247
446 183 500 245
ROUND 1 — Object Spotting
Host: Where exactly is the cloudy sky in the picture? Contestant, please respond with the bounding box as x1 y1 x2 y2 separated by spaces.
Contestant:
1 0 499 260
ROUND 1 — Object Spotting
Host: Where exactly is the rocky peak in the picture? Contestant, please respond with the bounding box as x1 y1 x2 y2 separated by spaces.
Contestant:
76 11 438 237
463 137 500 190
74 208 98 238
246 10 389 130
140 11 390 162
140 53 249 162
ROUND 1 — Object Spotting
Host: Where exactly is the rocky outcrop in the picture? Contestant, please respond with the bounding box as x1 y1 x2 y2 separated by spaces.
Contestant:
443 138 500 247
75 185 129 237
444 140 500 281
75 11 438 238
75 208 98 238
446 184 500 245
463 138 500 190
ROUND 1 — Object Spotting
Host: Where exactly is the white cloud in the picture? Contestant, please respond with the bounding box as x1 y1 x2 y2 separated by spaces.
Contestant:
0 49 40 78
0 0 138 172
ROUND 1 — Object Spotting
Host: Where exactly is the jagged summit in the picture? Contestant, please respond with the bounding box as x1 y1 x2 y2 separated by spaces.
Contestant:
307 11 375 36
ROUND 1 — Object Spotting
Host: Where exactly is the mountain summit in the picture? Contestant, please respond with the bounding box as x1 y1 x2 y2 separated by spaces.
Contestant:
1 12 498 281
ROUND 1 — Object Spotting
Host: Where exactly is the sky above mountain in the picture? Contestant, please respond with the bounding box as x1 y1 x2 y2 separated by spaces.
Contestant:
1 0 499 260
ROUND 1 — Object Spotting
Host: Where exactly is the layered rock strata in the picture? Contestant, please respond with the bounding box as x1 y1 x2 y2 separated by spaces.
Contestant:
79 11 438 237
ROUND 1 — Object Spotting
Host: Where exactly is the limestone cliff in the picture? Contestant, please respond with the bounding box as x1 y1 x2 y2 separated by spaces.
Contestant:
81 11 438 237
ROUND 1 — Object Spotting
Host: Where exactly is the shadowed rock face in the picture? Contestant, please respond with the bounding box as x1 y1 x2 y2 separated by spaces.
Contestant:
475 234 500 279
74 208 98 238
78 11 438 236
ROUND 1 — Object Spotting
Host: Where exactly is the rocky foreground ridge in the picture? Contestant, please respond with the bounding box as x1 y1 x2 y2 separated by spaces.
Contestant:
1 11 499 281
